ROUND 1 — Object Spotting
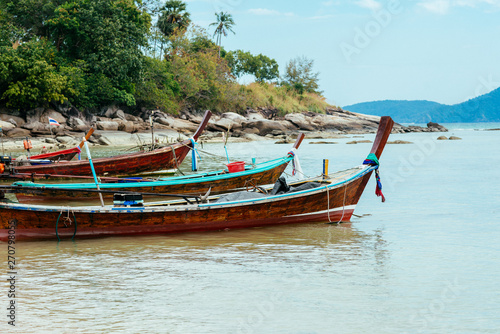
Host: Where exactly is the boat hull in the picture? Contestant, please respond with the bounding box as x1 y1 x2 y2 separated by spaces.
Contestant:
14 159 290 203
13 142 191 177
0 172 371 241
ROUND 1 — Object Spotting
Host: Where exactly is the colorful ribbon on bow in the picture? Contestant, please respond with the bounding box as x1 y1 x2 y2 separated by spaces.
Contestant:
363 153 385 202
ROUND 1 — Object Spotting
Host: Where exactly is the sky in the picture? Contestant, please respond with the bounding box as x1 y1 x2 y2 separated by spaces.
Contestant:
182 0 500 107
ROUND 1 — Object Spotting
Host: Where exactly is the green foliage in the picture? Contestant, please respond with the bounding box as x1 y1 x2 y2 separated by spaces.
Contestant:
47 0 151 84
157 0 191 37
0 40 70 110
0 1 330 116
135 57 180 114
226 50 279 82
168 27 236 112
282 56 322 95
209 11 235 56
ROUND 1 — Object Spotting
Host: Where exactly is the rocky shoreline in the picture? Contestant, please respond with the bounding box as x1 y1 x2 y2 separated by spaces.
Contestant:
0 106 448 153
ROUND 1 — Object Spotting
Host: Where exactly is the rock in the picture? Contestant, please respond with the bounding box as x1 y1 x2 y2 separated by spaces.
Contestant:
67 116 91 132
41 109 67 125
45 138 58 144
214 112 246 131
0 120 16 132
427 122 448 132
124 113 141 122
437 136 448 140
309 141 338 144
274 136 294 144
98 136 112 146
242 119 290 136
387 140 413 144
104 105 125 120
156 117 171 126
241 127 260 135
96 121 119 131
117 121 135 133
5 128 31 138
284 113 315 131
0 114 25 127
449 136 462 140
346 140 372 144
56 136 75 144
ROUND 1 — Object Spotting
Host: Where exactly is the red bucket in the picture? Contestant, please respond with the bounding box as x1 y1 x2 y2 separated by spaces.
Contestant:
226 161 245 173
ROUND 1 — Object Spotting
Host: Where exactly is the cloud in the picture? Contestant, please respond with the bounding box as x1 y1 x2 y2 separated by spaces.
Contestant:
418 0 451 14
417 0 500 14
354 0 383 11
248 8 295 17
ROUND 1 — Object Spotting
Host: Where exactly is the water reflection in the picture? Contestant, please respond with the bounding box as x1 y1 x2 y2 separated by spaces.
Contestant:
13 223 390 333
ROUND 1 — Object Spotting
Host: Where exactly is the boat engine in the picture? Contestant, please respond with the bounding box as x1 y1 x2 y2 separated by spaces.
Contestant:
113 193 144 207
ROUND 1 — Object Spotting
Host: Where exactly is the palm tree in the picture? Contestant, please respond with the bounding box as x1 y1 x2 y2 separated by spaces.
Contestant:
209 11 235 57
157 0 191 37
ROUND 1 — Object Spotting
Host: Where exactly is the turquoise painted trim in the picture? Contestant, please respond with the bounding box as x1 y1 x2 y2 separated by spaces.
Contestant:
12 156 292 190
199 165 377 208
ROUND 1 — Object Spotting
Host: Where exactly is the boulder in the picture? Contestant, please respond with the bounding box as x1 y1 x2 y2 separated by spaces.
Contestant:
41 109 67 125
437 136 448 140
310 141 338 144
0 114 25 127
449 136 462 140
96 121 119 131
98 136 112 146
56 136 76 145
67 116 91 132
387 140 413 144
104 105 126 120
214 112 246 131
242 119 289 136
285 113 315 131
427 122 448 132
117 121 135 133
5 128 31 138
346 140 372 144
0 120 16 132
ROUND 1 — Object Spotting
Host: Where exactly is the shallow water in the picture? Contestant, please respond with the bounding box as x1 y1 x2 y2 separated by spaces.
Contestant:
2 125 500 333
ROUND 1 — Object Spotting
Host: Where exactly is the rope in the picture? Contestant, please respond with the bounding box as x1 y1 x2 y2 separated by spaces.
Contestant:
326 183 347 224
170 145 185 176
55 207 77 241
287 149 304 179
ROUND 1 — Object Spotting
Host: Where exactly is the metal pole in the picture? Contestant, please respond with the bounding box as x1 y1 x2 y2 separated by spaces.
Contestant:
150 113 154 150
83 138 105 207
0 128 4 156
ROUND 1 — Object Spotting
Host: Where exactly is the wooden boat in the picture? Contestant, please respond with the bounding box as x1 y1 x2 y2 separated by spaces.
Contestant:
0 117 394 241
8 134 305 204
26 129 94 162
9 111 211 177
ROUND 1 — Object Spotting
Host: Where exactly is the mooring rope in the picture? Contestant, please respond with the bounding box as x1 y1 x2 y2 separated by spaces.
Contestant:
55 207 77 241
326 183 347 224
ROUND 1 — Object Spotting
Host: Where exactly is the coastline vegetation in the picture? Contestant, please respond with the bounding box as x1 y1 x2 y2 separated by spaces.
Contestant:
0 0 329 117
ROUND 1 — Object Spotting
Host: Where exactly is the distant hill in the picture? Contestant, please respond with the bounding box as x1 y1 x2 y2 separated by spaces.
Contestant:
343 87 500 123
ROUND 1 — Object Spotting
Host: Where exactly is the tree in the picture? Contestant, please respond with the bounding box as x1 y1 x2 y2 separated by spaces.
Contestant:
157 0 191 37
0 40 70 111
209 11 235 57
226 50 279 82
282 56 321 94
46 0 152 108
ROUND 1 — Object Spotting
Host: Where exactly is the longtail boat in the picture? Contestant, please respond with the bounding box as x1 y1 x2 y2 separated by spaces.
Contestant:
0 116 394 241
8 111 211 177
27 128 95 162
7 134 305 204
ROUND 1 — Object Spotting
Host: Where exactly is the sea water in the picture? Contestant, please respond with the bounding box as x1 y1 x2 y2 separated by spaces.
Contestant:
1 124 500 333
